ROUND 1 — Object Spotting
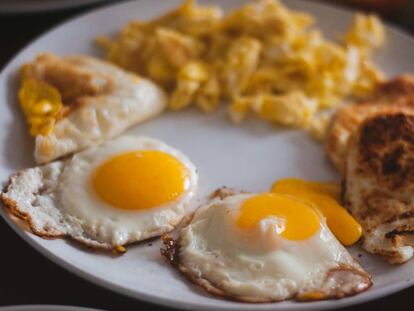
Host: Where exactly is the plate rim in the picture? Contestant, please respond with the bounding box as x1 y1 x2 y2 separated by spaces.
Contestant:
1 0 414 310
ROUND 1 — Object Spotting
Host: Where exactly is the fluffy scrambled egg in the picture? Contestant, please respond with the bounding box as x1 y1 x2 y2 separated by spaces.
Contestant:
97 0 385 139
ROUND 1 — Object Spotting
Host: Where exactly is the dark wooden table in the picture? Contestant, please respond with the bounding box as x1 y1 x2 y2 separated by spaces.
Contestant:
0 1 412 310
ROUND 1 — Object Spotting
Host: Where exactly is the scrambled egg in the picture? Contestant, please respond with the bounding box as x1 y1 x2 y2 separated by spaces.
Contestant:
97 0 385 139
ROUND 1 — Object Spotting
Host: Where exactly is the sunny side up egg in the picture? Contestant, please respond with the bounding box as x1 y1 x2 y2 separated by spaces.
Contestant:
163 189 371 302
1 136 198 251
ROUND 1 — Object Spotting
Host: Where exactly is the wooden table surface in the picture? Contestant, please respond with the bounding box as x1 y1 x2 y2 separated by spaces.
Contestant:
0 1 412 310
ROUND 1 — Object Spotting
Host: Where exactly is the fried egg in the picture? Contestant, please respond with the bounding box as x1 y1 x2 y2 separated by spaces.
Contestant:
1 136 198 251
19 53 167 164
163 189 371 302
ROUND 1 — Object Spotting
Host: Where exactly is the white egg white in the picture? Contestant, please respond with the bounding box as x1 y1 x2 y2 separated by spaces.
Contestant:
30 54 167 164
1 136 198 250
166 190 371 302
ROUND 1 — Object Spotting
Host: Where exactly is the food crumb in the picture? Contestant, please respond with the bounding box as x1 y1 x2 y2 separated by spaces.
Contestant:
115 245 127 254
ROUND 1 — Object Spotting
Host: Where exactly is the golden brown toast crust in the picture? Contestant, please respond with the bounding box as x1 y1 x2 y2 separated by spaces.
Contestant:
344 113 414 263
358 113 414 190
374 74 414 100
326 75 414 172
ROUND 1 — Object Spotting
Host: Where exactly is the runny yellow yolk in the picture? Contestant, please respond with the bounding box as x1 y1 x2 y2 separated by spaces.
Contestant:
272 178 341 201
237 193 321 241
91 150 189 211
271 178 362 246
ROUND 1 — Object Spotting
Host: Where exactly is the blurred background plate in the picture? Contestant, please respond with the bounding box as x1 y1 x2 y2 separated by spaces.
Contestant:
0 0 110 14
0 306 104 311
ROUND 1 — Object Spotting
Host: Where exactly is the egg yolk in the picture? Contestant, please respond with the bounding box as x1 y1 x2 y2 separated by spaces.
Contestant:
18 78 63 136
91 150 189 211
272 178 341 201
271 179 362 246
237 193 321 241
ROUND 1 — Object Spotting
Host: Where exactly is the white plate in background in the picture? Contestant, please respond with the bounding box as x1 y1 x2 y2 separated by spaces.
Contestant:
0 0 110 14
0 306 104 311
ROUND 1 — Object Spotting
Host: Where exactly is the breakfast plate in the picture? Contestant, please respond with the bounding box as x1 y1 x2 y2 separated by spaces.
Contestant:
1 0 414 310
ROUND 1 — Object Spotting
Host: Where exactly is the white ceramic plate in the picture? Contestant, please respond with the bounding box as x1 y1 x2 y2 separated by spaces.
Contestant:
0 306 103 311
0 0 109 14
1 0 414 310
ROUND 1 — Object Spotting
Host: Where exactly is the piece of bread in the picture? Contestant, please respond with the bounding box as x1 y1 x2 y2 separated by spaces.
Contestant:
326 75 414 173
344 113 414 264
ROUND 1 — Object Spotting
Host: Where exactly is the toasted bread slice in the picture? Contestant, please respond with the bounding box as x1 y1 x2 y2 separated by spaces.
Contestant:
344 113 414 264
326 75 414 172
